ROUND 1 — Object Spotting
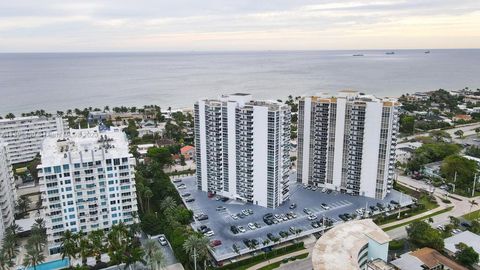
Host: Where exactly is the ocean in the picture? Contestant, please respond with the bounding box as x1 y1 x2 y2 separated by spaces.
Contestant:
0 49 479 115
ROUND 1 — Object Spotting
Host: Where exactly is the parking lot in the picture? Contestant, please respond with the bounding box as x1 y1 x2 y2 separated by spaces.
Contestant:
174 175 414 262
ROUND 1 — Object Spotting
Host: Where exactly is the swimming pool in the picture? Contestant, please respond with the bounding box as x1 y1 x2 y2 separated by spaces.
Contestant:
24 258 69 270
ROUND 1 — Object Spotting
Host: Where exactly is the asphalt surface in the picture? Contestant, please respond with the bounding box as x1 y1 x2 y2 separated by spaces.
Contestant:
174 174 414 262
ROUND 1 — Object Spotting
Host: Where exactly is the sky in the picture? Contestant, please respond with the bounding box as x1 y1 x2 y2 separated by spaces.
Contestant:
1 0 479 52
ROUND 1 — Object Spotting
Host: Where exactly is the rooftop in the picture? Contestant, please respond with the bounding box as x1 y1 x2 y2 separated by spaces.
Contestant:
391 247 468 270
311 219 390 270
40 127 130 165
444 230 480 254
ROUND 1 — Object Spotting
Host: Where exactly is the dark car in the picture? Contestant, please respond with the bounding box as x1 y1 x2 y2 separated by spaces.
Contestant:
197 214 208 221
185 198 195 203
461 222 471 228
390 200 399 205
289 203 297 209
231 226 239 234
220 197 229 202
182 193 191 197
267 233 276 241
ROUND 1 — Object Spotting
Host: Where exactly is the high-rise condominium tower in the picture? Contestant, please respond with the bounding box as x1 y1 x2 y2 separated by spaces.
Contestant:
194 94 291 208
0 140 16 242
0 116 68 164
38 127 138 254
297 91 399 199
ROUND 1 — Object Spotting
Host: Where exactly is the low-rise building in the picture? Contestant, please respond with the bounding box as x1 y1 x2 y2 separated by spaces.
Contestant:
453 114 473 122
311 219 391 270
444 231 480 268
464 95 480 104
391 247 467 270
180 145 195 160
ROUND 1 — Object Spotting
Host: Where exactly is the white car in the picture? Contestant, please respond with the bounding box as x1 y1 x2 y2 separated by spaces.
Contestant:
178 185 186 190
248 223 256 230
158 236 168 246
321 188 327 193
308 214 317 220
238 226 246 233
321 203 330 210
205 230 215 237
231 214 238 220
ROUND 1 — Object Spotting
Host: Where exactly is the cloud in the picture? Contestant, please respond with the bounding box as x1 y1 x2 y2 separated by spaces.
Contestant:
0 0 479 51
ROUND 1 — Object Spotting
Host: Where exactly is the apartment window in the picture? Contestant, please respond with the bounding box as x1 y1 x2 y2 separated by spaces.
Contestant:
63 164 70 170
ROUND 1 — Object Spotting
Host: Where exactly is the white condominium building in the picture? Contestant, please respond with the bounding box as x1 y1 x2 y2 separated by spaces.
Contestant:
0 116 68 164
38 127 138 255
297 91 399 199
0 140 16 242
195 94 291 208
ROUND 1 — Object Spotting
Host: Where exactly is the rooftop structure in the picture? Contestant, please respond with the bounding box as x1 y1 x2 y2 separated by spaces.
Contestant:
391 247 468 270
312 219 391 270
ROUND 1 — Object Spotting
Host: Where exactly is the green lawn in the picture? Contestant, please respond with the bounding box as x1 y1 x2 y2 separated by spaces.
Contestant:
216 243 305 270
257 253 309 270
462 209 480 221
383 206 453 231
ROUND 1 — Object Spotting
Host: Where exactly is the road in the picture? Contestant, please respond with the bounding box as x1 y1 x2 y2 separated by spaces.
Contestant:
402 122 480 142
386 173 480 239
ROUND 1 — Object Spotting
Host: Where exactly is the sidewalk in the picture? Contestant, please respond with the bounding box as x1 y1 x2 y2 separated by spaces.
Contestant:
379 205 447 229
245 249 310 270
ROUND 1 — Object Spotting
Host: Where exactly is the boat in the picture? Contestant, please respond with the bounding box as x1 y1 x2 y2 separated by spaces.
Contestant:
424 50 430 54
385 51 395 55
352 54 364 57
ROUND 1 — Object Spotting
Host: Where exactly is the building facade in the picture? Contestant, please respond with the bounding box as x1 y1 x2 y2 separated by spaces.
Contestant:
38 127 138 254
194 94 291 208
0 140 16 242
297 91 399 199
0 116 68 164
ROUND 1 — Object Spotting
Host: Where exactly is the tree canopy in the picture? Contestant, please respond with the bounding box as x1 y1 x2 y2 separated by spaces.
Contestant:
441 155 478 191
406 221 444 250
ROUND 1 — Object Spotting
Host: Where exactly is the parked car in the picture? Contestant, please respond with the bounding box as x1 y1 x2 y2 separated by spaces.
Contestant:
158 236 168 246
238 226 246 233
267 233 276 241
289 203 297 209
308 214 317 220
248 223 256 230
321 203 330 210
230 225 239 234
311 221 319 228
231 214 238 220
182 193 191 197
196 214 208 221
205 230 215 237
173 179 182 183
210 240 222 247
185 198 195 203
216 206 226 211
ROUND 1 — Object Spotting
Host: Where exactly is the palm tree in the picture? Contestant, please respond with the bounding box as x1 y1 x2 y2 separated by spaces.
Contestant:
5 113 15 119
144 240 159 265
151 250 166 270
124 245 145 270
160 196 176 213
144 188 153 212
79 236 90 266
469 200 478 219
88 229 105 263
23 245 45 270
183 234 209 270
61 230 79 268
0 249 13 270
108 224 130 269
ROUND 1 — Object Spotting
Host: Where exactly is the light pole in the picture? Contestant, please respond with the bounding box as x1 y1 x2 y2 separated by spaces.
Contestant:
472 174 477 198
453 171 457 193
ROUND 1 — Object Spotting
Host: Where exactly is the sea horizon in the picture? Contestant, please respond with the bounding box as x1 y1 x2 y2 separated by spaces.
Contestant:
1 49 479 115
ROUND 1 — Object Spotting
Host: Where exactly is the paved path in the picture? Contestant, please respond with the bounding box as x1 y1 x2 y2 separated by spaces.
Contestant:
246 249 310 270
386 174 480 239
